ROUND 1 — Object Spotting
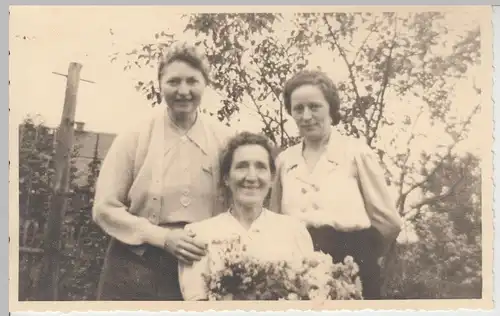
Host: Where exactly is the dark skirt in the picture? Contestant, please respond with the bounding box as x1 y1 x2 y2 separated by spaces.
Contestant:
96 238 183 301
307 226 382 300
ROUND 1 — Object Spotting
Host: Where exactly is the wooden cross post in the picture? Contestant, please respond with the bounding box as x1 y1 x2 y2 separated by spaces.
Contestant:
38 62 94 301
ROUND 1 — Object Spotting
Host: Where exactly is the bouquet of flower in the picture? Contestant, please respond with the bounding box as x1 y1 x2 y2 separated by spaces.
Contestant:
203 235 363 301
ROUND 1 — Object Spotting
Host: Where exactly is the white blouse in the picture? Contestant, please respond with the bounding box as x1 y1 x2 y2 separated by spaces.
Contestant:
178 209 314 301
270 127 403 255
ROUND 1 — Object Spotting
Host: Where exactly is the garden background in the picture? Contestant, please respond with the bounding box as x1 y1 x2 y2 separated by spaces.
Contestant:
11 8 485 300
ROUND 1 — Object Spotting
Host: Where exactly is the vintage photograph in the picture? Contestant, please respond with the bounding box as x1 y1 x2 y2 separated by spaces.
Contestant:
8 5 493 311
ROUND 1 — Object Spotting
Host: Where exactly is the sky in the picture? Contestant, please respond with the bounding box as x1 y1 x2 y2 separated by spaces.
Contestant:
9 6 487 158
10 7 186 134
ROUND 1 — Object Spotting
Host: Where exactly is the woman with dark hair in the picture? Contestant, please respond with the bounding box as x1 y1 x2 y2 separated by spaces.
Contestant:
270 69 403 299
93 42 233 300
178 132 314 301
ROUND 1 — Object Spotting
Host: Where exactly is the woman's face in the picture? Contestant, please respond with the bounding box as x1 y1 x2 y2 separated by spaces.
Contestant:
159 60 206 116
226 144 272 209
290 84 331 141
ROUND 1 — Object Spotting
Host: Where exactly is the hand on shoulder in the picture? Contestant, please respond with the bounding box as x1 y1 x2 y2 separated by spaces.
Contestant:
163 226 208 265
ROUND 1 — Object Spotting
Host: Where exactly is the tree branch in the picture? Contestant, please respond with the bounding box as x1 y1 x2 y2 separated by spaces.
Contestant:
323 15 366 126
235 68 278 145
411 175 465 210
252 39 299 147
353 18 380 63
396 103 480 208
265 113 292 138
395 106 425 210
367 18 398 147
212 89 260 121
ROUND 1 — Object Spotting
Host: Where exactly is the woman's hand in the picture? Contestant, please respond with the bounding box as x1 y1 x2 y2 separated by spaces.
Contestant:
163 229 208 265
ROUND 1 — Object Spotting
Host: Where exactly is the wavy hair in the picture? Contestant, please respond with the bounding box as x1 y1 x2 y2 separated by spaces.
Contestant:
282 70 341 126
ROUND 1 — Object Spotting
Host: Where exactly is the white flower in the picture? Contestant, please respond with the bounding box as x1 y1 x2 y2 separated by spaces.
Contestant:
204 238 363 301
287 293 299 300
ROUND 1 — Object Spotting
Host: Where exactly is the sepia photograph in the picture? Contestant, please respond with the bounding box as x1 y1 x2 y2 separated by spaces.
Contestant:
8 5 494 312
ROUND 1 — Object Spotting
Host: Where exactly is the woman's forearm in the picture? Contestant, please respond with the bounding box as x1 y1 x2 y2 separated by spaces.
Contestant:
92 129 168 246
93 203 168 247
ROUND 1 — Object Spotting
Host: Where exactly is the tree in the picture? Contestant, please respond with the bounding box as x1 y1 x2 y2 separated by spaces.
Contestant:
58 134 109 300
382 153 481 299
115 11 481 174
112 11 483 299
19 115 56 230
18 115 79 300
114 13 306 148
287 12 481 211
18 115 56 301
18 116 109 301
184 13 309 148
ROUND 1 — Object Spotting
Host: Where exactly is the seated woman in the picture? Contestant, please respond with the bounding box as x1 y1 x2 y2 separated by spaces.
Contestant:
178 132 314 301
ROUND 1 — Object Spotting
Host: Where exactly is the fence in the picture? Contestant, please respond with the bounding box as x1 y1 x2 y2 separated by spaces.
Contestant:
18 121 111 301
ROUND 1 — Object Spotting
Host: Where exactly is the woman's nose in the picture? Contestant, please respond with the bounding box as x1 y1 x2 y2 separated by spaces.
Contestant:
245 166 258 180
177 82 190 95
302 107 313 120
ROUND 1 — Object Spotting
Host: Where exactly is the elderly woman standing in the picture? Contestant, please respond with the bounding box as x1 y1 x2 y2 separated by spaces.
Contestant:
93 43 232 301
270 70 403 299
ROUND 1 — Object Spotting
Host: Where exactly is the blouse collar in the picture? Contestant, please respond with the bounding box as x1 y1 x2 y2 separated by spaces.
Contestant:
286 126 346 170
224 207 271 233
164 107 210 155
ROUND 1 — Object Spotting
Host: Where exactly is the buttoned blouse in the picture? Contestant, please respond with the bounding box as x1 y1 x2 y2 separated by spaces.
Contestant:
93 106 233 255
178 209 314 301
156 112 221 224
270 127 402 255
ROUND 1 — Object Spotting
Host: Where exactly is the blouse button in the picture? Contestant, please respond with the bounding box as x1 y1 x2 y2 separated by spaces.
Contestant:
312 203 320 210
301 188 307 194
180 195 191 207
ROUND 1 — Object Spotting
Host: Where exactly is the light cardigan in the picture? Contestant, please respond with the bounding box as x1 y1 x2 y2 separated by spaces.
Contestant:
270 127 403 256
92 106 233 255
178 209 314 301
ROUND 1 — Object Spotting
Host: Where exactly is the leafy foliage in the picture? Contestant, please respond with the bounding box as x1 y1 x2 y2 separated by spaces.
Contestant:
18 116 109 301
382 154 481 299
18 115 57 300
18 10 484 301
113 12 482 299
57 138 110 300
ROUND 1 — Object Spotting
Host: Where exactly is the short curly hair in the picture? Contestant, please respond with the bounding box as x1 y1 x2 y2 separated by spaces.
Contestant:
282 70 341 126
219 132 277 187
157 41 210 85
218 132 277 206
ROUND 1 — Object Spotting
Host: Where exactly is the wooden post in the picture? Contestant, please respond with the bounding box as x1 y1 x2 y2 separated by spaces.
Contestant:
38 62 82 301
